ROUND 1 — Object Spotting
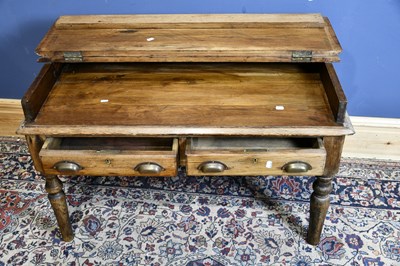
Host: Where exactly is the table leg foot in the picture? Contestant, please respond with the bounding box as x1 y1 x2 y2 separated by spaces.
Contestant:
306 175 332 245
45 175 74 242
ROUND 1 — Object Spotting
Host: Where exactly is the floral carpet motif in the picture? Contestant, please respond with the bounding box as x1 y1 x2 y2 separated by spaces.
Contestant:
0 137 399 265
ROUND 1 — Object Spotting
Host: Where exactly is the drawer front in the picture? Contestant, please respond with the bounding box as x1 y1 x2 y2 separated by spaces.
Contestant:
40 137 178 176
186 137 326 176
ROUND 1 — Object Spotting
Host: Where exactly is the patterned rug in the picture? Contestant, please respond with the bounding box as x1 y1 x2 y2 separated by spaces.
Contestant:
0 137 399 266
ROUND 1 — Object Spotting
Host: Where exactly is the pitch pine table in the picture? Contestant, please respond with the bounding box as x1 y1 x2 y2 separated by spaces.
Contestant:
17 14 354 245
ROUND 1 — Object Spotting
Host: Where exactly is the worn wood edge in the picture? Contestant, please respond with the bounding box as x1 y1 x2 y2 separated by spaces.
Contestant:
322 17 343 53
35 23 56 57
55 14 326 28
21 63 61 122
320 63 347 123
36 49 341 63
16 123 354 137
1 99 398 160
37 54 341 63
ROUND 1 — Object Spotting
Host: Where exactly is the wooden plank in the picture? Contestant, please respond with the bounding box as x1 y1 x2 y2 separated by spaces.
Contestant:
36 14 342 62
21 63 62 122
320 63 347 123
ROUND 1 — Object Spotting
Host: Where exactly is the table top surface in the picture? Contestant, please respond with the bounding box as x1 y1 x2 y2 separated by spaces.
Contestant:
18 63 354 137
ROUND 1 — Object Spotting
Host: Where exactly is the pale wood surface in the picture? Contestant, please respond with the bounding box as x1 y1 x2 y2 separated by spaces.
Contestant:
17 63 353 136
55 14 326 28
343 116 400 160
40 137 178 176
0 99 23 136
186 137 326 176
36 14 341 62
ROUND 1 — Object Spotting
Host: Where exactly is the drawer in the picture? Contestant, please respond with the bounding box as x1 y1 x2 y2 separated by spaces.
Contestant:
39 137 178 176
186 137 326 176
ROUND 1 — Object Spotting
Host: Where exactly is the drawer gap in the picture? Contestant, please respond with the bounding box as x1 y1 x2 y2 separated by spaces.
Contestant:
191 137 321 152
47 137 174 151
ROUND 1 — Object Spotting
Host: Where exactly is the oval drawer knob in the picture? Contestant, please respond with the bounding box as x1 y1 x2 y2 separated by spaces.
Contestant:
198 161 228 173
134 162 165 174
53 161 83 173
282 161 312 173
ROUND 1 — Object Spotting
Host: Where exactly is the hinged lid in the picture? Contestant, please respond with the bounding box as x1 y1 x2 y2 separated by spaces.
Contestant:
36 14 342 63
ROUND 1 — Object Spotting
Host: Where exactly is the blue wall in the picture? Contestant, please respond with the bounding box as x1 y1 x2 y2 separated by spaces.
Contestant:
1 0 399 118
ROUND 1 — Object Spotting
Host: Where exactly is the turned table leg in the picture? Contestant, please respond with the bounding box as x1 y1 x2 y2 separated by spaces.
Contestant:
306 136 345 245
45 175 74 242
306 175 333 245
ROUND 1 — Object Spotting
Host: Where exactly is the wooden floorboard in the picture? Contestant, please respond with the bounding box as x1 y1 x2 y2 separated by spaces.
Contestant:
0 99 23 137
1 98 399 160
342 116 400 160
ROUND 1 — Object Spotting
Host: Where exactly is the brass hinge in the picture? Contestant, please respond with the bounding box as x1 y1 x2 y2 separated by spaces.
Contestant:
292 50 312 62
63 51 83 62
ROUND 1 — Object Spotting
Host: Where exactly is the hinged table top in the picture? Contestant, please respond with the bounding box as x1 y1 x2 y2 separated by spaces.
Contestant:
36 14 342 63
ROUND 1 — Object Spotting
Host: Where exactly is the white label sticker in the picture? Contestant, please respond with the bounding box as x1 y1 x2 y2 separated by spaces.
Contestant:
100 99 109 103
266 161 273 168
275 105 285 111
147 37 155 42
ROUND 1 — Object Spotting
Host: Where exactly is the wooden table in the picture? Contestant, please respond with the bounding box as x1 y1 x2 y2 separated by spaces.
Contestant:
17 14 354 245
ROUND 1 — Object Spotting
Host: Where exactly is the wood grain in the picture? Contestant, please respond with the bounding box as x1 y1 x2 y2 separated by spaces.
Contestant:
320 63 347 123
0 99 23 136
17 124 355 137
343 116 400 160
21 62 352 137
55 14 326 29
25 135 45 173
307 175 333 245
36 14 342 62
186 137 326 176
40 137 178 176
45 175 74 242
323 136 345 176
21 63 62 122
